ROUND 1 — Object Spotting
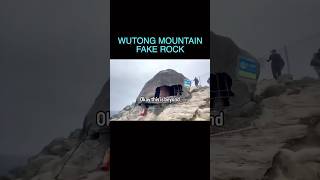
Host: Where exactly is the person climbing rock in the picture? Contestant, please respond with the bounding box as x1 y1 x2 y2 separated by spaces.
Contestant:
267 49 285 80
310 48 320 79
101 148 110 172
139 103 149 116
194 77 199 87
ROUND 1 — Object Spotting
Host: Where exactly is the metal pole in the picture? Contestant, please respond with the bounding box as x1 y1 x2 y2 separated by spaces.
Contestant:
284 45 291 74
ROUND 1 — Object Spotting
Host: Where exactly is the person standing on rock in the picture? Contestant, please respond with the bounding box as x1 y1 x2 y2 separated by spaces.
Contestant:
310 48 320 79
139 103 149 116
267 49 285 80
101 148 110 172
194 77 199 87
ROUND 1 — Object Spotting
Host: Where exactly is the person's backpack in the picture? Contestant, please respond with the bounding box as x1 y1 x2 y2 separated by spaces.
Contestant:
211 73 234 107
212 73 234 97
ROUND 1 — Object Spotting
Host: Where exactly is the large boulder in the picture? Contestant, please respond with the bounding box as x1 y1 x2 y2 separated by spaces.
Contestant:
211 32 260 106
82 82 109 138
136 69 191 105
211 32 260 81
263 148 320 180
211 32 262 132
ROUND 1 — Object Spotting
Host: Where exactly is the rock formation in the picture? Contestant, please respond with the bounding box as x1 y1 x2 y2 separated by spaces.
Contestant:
211 77 320 180
136 69 191 104
211 32 261 132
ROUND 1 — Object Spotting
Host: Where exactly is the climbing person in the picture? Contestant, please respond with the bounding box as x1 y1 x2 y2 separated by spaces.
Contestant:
139 103 149 116
101 148 110 172
207 77 210 86
310 48 320 79
194 77 199 87
267 49 285 80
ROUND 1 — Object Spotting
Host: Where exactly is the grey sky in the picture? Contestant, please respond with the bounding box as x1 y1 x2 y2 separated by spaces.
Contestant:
110 60 210 111
0 0 108 156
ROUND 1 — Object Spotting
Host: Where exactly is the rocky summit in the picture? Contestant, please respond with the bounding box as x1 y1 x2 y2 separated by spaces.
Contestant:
112 86 210 121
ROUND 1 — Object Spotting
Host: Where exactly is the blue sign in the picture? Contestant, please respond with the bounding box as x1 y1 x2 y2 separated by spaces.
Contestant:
239 57 257 79
184 79 192 87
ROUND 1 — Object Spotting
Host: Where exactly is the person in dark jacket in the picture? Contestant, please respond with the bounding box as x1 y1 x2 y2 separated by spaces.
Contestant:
194 77 199 87
267 49 285 80
310 48 320 79
211 73 234 107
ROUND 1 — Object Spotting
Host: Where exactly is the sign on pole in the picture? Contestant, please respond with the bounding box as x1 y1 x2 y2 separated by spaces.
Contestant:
238 56 258 80
184 79 192 88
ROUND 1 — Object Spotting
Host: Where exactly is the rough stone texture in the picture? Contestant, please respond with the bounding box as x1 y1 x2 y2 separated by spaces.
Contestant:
7 80 110 180
211 79 320 180
9 135 109 180
112 87 210 121
277 74 293 84
82 82 109 138
40 138 78 157
82 171 109 180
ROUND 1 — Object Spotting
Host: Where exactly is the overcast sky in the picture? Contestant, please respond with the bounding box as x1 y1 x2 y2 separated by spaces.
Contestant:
0 0 319 164
0 0 108 156
110 60 210 111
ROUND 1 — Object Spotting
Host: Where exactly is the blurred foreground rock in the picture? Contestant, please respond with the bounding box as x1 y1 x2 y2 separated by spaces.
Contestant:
5 82 110 180
211 77 320 180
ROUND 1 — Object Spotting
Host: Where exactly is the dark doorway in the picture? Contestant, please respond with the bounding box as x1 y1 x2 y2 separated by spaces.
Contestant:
154 85 183 98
